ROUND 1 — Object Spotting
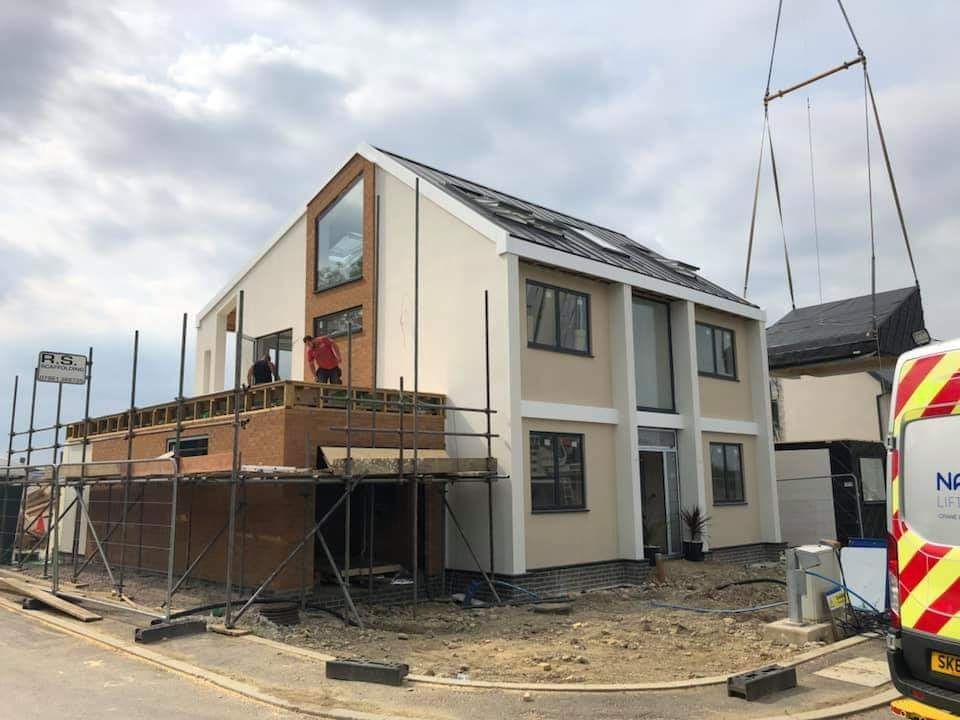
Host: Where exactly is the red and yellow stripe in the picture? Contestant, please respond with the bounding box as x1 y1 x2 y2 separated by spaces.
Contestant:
892 349 960 639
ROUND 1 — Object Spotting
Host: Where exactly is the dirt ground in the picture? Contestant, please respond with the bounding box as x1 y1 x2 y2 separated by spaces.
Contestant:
252 560 811 684
19 558 817 683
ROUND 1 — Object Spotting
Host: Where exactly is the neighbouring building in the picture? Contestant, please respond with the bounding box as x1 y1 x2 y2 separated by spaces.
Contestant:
70 145 783 595
766 286 925 547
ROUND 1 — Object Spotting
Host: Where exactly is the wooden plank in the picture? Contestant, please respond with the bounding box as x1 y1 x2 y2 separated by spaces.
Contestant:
0 577 101 622
340 564 402 579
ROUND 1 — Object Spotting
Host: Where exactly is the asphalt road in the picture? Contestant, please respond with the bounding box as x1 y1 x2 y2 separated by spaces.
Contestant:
0 607 304 720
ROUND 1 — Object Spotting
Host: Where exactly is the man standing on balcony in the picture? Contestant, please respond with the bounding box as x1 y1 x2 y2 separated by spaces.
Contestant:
246 351 278 386
304 334 342 384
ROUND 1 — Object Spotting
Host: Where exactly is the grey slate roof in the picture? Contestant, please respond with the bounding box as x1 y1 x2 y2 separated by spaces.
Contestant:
766 286 924 370
378 148 752 307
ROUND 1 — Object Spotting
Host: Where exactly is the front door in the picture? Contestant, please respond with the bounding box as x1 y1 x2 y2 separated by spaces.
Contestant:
638 428 681 556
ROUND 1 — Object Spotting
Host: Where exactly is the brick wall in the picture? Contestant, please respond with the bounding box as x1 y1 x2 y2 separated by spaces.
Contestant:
83 405 446 591
446 559 652 601
706 542 786 564
304 154 377 387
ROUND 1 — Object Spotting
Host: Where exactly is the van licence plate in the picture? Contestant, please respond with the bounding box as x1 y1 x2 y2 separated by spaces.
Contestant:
930 651 960 678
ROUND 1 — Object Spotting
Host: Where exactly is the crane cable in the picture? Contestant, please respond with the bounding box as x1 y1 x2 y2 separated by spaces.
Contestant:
744 0 792 303
745 0 921 306
806 97 824 315
837 0 919 291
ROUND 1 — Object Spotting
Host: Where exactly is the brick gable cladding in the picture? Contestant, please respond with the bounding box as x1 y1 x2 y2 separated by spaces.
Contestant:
304 154 377 387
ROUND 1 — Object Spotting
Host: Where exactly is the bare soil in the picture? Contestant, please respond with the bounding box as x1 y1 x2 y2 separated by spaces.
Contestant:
252 560 813 684
21 559 818 684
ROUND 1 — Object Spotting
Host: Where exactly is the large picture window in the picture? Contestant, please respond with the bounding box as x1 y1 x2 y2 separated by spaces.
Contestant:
525 280 590 354
710 442 745 504
633 297 674 411
314 307 363 339
315 179 363 292
530 432 585 512
696 322 737 379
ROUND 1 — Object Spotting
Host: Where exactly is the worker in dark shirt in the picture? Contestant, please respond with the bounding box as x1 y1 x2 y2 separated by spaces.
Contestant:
246 352 278 386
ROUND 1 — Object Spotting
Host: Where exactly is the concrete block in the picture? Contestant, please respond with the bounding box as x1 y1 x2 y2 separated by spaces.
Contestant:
762 618 835 645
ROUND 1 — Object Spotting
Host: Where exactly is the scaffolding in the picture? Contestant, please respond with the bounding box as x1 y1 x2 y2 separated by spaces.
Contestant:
0 288 504 635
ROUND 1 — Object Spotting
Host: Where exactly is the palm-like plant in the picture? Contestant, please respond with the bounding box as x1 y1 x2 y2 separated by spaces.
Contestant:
680 506 711 542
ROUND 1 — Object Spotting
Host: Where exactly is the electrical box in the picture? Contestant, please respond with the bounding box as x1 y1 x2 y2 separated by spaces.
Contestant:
795 544 841 623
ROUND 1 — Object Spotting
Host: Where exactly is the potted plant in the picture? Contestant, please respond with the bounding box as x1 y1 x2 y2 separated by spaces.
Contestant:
680 505 710 562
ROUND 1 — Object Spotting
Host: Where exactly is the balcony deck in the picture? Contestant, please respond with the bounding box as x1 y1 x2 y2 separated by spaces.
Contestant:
66 381 446 441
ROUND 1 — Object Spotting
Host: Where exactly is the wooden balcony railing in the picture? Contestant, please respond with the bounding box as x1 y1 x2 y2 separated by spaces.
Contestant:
65 381 446 441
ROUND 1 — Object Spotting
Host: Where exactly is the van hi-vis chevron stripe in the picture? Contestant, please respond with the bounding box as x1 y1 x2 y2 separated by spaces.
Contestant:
893 349 960 639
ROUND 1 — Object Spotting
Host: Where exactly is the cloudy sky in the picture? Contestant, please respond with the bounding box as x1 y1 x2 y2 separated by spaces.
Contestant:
1 1 956 458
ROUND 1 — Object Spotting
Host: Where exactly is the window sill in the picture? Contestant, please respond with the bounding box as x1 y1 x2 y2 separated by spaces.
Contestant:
698 372 739 382
526 343 593 358
314 275 364 294
636 406 678 414
531 507 589 515
712 501 748 507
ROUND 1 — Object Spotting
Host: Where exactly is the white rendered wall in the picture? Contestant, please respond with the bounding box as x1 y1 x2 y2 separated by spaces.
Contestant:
778 372 886 443
194 215 307 394
375 168 520 574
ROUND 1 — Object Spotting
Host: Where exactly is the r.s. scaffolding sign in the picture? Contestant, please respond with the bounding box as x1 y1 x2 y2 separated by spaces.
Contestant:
37 351 87 385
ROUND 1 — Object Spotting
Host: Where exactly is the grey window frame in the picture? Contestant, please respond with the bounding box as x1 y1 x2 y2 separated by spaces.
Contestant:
633 295 676 412
525 280 591 356
696 322 738 380
167 436 209 458
710 441 745 505
313 306 363 339
530 431 587 513
253 328 292 381
314 177 364 293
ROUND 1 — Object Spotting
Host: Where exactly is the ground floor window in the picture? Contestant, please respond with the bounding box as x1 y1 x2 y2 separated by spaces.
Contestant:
530 431 585 511
710 442 744 504
167 436 208 457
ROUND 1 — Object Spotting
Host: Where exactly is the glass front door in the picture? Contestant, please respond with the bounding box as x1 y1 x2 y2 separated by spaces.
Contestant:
638 428 681 556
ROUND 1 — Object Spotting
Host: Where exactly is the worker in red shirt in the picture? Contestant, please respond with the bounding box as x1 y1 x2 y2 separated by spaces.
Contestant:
303 334 343 384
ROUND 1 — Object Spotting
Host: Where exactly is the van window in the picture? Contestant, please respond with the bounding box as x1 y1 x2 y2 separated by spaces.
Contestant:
902 414 960 546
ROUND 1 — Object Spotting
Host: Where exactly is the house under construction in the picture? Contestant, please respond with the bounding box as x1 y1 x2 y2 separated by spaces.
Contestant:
3 145 784 625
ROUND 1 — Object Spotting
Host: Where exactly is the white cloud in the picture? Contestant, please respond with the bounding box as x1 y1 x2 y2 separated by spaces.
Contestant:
0 0 957 439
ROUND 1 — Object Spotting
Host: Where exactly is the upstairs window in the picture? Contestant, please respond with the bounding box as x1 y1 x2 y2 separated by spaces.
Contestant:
696 322 737 379
254 329 292 380
633 297 674 411
315 179 363 292
710 442 744 504
314 307 363 339
525 280 590 355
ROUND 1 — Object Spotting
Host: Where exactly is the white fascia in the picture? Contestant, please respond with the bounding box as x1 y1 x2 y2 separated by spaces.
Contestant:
502 236 765 322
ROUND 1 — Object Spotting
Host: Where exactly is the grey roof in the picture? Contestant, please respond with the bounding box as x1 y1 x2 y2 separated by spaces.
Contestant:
378 148 752 307
766 286 924 370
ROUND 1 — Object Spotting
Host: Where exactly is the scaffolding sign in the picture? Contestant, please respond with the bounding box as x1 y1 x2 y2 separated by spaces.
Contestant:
37 352 87 385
